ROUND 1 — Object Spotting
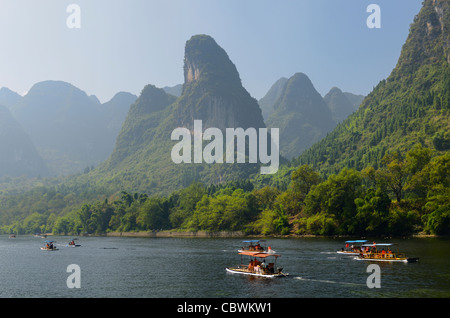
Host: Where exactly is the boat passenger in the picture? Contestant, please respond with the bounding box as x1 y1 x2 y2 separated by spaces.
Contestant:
248 260 255 271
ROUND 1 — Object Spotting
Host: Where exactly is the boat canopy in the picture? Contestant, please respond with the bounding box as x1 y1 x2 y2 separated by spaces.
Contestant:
361 243 394 247
238 251 280 258
345 240 367 243
242 240 265 243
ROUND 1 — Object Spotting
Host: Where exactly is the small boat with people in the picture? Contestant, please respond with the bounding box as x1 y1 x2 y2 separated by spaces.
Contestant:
337 240 367 255
226 241 288 278
41 240 58 251
354 243 419 263
66 238 81 247
238 240 276 254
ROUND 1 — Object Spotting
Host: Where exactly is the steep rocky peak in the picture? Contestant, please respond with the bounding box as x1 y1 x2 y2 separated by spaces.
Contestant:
174 34 265 131
183 35 242 90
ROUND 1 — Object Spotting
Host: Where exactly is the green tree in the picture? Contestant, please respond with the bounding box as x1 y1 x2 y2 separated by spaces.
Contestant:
190 188 256 232
304 168 362 234
354 188 391 235
77 204 92 234
273 165 321 216
291 164 322 199
137 197 170 230
380 151 407 202
169 182 207 228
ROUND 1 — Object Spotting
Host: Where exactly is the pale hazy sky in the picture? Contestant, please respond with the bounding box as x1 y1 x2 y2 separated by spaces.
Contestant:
0 0 423 102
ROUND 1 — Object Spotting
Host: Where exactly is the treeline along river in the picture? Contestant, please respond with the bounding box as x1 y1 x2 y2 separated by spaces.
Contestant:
0 235 448 298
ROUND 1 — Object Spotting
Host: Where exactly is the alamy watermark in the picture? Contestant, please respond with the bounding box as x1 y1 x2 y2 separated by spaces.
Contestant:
66 4 380 30
366 264 381 288
170 120 280 175
367 4 381 29
66 264 81 288
66 4 81 29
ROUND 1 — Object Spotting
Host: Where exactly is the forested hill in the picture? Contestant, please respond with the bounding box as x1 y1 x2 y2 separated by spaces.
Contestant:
295 0 449 176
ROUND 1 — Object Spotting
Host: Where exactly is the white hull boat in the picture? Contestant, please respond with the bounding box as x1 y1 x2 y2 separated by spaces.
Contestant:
225 267 287 278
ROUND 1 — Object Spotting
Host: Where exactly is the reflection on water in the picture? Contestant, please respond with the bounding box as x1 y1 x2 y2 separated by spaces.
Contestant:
0 236 448 298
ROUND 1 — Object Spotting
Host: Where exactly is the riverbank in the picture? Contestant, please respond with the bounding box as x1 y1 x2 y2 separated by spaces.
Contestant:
100 231 441 239
104 231 247 238
35 230 441 239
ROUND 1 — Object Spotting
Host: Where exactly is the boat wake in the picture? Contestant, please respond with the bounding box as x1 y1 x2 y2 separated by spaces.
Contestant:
293 277 366 287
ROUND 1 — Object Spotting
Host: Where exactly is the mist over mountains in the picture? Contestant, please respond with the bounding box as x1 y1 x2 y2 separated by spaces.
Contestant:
0 82 136 177
0 104 48 178
259 74 364 160
0 44 364 184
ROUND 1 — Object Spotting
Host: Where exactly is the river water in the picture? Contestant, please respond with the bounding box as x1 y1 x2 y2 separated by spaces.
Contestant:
0 235 448 298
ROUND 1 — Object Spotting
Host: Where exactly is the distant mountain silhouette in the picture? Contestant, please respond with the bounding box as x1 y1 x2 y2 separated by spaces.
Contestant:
265 72 335 160
258 77 288 120
9 81 136 175
0 104 49 177
324 87 359 124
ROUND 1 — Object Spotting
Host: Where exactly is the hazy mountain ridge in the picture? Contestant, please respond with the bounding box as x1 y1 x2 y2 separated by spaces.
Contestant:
258 77 288 120
324 87 360 124
0 104 48 178
1 81 136 176
264 73 335 160
258 74 365 160
0 87 22 110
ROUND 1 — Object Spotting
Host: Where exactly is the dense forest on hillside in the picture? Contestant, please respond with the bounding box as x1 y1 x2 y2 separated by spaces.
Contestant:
296 0 450 177
1 145 448 236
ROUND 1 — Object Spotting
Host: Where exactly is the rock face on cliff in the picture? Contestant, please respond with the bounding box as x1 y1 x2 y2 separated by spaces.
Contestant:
176 35 265 131
97 35 268 194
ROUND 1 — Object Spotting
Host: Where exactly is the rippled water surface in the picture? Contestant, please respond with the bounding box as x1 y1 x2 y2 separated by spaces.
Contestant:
0 235 448 298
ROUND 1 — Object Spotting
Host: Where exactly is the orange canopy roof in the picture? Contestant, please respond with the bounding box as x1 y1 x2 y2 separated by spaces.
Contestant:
238 251 280 258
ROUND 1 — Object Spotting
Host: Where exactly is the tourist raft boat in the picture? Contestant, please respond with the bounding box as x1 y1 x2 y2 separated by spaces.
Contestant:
226 242 288 278
41 240 58 251
238 240 276 254
354 243 419 263
66 238 81 247
337 240 367 255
